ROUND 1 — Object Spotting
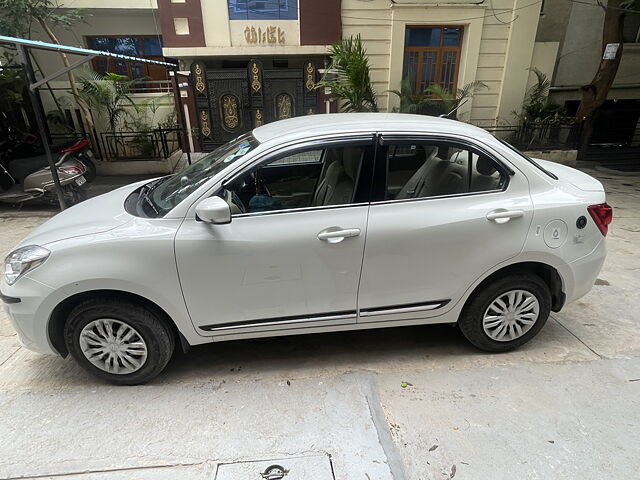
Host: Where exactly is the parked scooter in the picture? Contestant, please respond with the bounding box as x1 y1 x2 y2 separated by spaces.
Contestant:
0 139 89 206
54 139 97 182
0 113 97 183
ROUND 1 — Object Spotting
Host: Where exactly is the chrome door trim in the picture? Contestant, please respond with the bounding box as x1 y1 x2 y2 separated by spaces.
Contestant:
359 300 450 318
199 311 357 332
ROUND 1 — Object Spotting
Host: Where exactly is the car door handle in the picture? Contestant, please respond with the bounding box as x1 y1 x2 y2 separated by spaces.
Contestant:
486 209 524 223
317 228 361 243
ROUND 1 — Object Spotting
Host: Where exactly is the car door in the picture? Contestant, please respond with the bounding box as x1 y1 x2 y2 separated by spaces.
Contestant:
357 134 533 323
175 136 375 335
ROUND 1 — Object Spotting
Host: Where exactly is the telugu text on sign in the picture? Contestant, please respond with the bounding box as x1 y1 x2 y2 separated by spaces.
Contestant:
244 26 285 45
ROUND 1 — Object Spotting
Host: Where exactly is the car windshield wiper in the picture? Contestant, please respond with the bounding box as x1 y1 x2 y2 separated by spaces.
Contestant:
137 181 162 217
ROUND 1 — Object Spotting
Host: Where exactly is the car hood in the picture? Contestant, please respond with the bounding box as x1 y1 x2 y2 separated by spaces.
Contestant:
534 159 604 192
16 180 149 248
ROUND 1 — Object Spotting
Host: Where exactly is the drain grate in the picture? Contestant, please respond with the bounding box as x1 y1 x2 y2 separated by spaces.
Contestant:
214 455 334 480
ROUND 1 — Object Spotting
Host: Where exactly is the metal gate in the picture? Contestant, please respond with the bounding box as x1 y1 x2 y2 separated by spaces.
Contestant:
190 59 319 151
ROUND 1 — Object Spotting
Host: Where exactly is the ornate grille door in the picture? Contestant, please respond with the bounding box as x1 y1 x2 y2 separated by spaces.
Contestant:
190 62 250 150
191 59 318 150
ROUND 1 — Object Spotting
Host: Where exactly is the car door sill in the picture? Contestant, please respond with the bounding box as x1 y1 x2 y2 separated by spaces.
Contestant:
358 300 449 320
199 311 357 332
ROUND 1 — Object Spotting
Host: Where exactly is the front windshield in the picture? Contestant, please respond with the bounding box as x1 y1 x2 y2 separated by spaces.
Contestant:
144 133 260 217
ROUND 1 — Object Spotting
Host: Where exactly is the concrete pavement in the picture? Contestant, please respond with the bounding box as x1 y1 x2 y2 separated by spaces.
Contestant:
0 169 638 479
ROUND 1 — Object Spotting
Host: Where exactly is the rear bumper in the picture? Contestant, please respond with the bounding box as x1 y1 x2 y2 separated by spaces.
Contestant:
565 237 606 304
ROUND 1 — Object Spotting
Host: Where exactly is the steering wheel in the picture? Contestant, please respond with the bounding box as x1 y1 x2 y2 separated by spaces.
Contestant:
224 189 246 214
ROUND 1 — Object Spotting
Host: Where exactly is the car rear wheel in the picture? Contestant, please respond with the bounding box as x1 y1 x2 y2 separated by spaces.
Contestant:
64 298 174 385
459 274 551 352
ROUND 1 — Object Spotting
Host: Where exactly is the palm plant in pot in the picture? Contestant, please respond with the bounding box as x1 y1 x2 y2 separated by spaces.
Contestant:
317 34 378 113
389 78 486 119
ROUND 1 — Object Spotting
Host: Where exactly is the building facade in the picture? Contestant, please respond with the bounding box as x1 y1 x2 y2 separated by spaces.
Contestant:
156 0 341 149
29 0 561 152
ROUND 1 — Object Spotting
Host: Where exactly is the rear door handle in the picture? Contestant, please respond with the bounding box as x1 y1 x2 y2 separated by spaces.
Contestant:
486 209 524 224
317 227 361 243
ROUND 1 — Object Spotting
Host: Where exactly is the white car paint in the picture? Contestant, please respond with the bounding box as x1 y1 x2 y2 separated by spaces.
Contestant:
1 114 607 357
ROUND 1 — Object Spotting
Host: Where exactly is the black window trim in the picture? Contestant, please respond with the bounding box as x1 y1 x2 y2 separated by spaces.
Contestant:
219 134 377 218
371 133 512 205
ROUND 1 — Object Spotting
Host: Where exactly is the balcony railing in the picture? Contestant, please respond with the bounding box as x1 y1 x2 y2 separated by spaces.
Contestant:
482 124 580 151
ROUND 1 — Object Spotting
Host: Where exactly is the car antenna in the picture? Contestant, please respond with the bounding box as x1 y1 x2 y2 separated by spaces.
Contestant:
439 98 469 119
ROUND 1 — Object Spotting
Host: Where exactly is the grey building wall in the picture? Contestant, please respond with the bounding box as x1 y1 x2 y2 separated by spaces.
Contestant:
547 0 640 104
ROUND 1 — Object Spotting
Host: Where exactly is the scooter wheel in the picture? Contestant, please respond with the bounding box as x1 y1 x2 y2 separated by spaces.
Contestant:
81 158 97 182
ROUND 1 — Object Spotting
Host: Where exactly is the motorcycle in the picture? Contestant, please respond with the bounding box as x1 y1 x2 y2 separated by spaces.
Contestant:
0 138 89 206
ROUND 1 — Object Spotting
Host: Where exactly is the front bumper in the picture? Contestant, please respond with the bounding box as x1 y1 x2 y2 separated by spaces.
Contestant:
1 277 60 355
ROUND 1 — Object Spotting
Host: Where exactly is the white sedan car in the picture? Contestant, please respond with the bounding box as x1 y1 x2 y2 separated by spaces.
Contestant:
2 114 612 384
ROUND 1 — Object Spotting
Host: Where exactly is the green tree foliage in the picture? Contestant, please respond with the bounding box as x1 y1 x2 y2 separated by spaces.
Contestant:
317 35 378 113
0 0 85 40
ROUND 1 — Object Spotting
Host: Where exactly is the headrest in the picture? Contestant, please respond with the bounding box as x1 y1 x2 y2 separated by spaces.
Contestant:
476 156 497 176
423 145 438 161
342 148 362 182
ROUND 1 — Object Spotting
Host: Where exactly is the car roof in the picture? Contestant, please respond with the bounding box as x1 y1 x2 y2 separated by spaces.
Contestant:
252 113 495 144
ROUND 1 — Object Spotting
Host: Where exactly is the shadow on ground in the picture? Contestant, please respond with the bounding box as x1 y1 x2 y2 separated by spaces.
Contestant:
0 316 593 391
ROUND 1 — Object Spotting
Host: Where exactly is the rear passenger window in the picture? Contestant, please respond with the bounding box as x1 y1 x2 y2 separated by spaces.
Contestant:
385 141 506 200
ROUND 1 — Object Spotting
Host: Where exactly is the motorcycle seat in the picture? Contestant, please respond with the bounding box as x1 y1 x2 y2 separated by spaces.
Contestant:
7 155 50 183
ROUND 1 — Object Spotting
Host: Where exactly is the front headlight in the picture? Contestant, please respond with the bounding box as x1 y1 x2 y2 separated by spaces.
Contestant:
4 245 50 285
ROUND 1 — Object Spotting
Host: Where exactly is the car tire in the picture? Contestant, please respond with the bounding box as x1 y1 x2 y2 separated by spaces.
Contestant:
459 274 551 352
64 298 175 385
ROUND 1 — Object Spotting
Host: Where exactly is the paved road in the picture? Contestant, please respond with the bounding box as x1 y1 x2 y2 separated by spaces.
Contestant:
0 170 638 479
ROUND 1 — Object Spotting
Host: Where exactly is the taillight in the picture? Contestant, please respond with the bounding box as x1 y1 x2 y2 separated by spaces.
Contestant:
59 165 84 175
587 203 613 236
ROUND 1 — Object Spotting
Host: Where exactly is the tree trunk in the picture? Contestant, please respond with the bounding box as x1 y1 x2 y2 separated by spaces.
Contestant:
575 0 627 159
36 17 100 154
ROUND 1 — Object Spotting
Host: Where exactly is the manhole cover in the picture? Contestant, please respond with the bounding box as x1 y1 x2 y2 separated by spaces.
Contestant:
214 455 334 480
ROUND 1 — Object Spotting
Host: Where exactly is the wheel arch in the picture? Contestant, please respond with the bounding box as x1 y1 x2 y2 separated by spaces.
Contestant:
48 289 187 357
465 261 565 313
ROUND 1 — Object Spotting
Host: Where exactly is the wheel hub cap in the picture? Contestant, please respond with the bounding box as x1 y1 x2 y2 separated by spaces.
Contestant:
482 289 540 342
79 319 148 375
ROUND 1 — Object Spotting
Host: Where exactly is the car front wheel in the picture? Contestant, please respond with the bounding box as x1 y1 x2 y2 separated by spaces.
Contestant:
459 274 551 352
64 298 175 385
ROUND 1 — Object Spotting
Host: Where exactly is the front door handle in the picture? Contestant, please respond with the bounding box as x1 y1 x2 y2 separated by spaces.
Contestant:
486 209 524 224
317 227 361 243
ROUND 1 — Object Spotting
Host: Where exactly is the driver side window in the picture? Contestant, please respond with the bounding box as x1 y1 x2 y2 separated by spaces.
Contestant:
220 145 366 215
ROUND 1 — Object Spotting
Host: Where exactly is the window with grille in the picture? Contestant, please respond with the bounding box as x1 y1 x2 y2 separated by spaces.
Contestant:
402 26 463 95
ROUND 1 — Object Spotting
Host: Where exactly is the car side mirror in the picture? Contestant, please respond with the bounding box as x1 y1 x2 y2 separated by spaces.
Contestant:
195 196 231 224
